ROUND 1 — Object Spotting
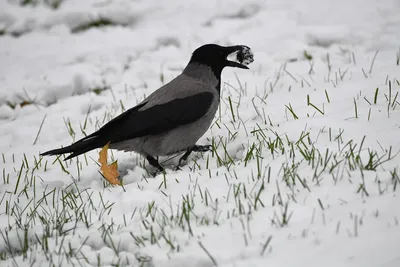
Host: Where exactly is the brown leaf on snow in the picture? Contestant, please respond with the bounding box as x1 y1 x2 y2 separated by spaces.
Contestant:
98 142 120 185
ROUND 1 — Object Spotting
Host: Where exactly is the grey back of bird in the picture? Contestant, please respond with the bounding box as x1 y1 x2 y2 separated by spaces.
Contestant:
110 63 220 157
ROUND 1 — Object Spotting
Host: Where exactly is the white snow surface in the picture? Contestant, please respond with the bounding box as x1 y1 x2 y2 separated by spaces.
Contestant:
1 0 400 266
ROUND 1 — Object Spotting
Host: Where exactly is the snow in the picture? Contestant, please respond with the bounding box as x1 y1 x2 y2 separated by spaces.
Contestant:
1 0 400 266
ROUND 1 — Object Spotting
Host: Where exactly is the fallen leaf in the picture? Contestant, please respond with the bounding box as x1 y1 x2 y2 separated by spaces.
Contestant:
98 142 120 185
20 100 32 108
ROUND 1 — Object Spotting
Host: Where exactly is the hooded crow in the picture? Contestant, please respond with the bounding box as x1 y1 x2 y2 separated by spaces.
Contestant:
41 44 254 172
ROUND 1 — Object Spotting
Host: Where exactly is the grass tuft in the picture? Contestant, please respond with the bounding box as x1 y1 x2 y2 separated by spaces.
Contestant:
72 18 123 33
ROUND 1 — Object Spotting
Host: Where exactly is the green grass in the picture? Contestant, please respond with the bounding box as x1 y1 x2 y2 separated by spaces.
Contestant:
1 110 398 265
20 0 63 9
71 18 123 34
1 50 399 265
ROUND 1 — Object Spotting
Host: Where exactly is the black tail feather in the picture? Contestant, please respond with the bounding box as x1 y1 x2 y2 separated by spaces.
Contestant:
41 135 105 160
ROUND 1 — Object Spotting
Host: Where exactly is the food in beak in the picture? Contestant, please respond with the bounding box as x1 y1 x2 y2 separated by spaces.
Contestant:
226 45 254 68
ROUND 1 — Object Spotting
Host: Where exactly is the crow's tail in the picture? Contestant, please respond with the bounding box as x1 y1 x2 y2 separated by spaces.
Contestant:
41 135 106 160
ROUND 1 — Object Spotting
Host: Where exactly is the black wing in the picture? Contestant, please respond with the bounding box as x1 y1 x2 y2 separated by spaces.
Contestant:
106 91 214 142
41 92 214 160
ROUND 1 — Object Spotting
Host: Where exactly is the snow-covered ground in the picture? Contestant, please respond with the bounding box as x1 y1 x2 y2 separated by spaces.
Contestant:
1 0 400 266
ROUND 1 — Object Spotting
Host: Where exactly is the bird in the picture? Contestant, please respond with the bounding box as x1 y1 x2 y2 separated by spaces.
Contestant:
41 44 254 173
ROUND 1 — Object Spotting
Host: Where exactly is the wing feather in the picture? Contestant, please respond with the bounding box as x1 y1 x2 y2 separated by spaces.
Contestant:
96 91 214 144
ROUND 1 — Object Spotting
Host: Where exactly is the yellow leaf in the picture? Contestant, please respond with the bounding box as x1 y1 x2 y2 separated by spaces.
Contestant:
98 142 120 185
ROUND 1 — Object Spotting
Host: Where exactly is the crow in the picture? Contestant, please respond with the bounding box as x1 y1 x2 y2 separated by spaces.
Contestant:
41 44 254 172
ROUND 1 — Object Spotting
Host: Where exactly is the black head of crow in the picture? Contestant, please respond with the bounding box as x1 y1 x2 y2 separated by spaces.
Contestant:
41 44 254 174
189 44 252 75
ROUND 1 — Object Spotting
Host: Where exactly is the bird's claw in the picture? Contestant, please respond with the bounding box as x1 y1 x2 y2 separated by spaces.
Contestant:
176 158 187 171
175 165 182 171
193 145 212 152
175 145 213 171
151 167 165 177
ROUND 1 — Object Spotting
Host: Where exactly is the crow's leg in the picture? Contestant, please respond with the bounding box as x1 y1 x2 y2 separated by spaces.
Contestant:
177 149 194 168
177 145 213 170
146 156 164 172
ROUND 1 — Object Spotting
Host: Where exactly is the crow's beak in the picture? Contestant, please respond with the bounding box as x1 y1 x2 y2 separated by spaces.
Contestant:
224 45 250 69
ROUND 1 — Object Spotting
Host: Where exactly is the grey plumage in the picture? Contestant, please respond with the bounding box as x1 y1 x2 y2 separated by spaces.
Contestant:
41 44 254 171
